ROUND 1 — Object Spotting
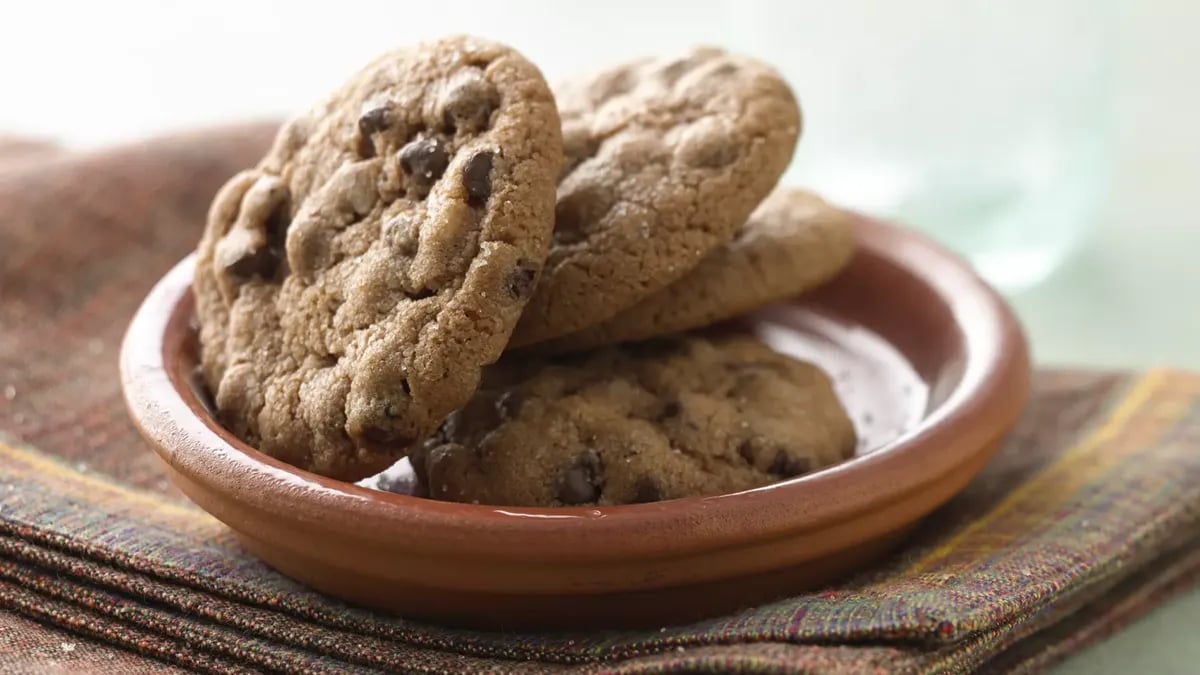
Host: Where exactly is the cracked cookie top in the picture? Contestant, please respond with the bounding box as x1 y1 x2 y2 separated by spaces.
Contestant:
193 36 563 480
543 188 855 352
509 47 801 346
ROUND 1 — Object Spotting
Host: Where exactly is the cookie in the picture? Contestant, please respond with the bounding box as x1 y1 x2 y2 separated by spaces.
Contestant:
194 36 563 480
507 47 802 346
541 189 854 352
408 334 856 506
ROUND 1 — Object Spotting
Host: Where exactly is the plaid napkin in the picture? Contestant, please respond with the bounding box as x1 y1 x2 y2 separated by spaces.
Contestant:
1 127 1198 674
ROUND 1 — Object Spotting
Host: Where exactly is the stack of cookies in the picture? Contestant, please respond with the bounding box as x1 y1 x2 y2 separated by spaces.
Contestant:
194 36 858 507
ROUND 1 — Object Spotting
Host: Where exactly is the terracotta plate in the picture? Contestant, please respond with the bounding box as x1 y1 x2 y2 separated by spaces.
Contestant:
120 214 1031 630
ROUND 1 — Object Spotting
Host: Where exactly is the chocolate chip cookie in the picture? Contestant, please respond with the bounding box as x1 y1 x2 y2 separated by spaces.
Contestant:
541 189 855 352
194 36 563 480
507 47 802 346
409 334 856 506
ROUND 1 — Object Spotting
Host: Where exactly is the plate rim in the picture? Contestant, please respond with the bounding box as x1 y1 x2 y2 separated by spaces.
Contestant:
120 214 1031 563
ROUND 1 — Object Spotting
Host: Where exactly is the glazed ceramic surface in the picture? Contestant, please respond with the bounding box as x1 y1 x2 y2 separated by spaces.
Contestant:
120 214 1031 629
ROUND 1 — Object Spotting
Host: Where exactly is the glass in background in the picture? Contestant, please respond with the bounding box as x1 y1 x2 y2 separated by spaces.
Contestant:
727 0 1115 292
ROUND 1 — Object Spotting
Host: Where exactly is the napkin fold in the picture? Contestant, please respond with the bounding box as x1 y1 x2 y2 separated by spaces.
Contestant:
1 127 1198 674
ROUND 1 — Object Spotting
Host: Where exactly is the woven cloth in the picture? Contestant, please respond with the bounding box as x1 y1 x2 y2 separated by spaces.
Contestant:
1 126 1199 674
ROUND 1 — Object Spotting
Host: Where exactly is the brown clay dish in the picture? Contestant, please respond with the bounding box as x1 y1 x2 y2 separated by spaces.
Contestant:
120 213 1031 630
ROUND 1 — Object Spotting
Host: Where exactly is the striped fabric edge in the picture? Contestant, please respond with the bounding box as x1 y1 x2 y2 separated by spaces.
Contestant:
6 531 1198 675
0 370 1197 667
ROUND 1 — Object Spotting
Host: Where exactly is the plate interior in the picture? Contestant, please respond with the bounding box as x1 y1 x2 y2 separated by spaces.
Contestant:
357 303 931 495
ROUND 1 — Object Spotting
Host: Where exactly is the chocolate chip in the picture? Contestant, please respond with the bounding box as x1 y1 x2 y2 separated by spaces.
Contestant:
737 439 757 465
264 200 291 253
557 448 603 505
224 244 278 280
462 151 493 207
360 424 415 448
357 104 392 158
424 443 472 500
427 442 468 467
359 104 392 136
504 260 538 299
220 181 289 282
495 390 524 419
632 477 662 504
440 72 499 133
559 466 599 505
769 451 811 478
443 394 502 439
410 478 430 499
399 138 449 197
658 400 682 421
552 212 587 245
